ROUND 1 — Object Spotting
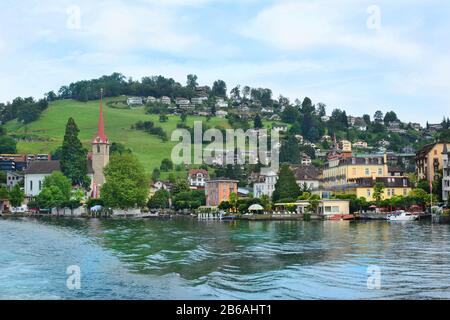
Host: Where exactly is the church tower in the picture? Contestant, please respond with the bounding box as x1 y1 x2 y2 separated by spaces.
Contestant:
92 89 110 194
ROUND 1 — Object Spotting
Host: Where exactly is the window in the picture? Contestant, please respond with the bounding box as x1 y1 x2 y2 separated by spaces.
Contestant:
30 180 33 191
39 180 42 191
97 144 101 153
367 189 371 197
365 168 370 176
378 168 383 175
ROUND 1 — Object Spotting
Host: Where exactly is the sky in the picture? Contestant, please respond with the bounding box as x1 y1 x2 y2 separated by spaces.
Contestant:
0 0 449 124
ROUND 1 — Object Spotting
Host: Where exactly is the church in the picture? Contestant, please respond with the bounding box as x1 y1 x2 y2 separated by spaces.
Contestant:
24 94 110 199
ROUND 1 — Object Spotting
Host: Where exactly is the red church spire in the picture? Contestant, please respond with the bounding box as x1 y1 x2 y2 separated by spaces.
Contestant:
93 89 108 144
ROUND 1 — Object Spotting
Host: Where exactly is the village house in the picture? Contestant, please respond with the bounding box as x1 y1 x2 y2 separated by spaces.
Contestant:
191 96 208 105
339 140 352 152
273 124 288 133
353 141 368 149
443 144 450 202
175 97 191 110
6 171 23 190
195 86 210 97
205 179 238 207
253 170 278 199
409 123 422 131
291 165 321 191
146 96 157 104
415 143 447 183
188 169 209 189
215 97 229 109
388 121 406 134
335 176 412 201
127 97 143 107
150 181 172 196
321 115 330 122
159 96 172 105
216 110 228 118
323 154 388 190
300 153 312 166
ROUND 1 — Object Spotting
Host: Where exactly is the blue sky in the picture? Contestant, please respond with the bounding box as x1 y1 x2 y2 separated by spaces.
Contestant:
0 0 449 124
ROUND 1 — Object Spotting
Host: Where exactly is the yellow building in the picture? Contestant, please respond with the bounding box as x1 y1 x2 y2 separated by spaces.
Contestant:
339 140 352 152
416 143 446 183
323 154 388 189
333 177 412 201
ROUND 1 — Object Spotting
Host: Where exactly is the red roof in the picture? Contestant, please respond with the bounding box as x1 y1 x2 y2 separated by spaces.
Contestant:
189 169 208 176
92 93 108 144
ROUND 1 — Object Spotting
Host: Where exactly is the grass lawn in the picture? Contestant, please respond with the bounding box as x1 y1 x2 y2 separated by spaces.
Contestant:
3 98 230 174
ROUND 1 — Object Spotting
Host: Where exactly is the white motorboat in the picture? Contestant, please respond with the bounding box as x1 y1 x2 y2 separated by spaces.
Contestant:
387 211 419 221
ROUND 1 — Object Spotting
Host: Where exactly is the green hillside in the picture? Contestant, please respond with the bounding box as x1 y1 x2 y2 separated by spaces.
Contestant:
3 98 230 175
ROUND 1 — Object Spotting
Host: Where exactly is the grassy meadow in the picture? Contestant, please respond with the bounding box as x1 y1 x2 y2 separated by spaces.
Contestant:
3 98 231 176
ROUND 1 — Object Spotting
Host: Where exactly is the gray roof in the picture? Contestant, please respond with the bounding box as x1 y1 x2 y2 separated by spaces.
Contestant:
24 160 94 175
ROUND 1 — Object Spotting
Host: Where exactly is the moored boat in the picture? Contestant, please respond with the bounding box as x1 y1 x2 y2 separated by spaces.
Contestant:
387 211 419 221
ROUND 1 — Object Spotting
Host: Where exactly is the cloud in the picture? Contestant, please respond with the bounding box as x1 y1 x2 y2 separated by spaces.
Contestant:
241 0 423 61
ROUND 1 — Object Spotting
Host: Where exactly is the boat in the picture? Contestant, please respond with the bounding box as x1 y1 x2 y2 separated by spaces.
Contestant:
387 211 419 221
328 214 355 221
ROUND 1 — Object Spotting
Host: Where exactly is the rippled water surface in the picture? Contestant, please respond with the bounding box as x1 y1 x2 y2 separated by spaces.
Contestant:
0 217 449 299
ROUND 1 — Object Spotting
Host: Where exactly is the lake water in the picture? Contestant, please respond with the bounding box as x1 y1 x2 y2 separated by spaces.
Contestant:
0 217 449 300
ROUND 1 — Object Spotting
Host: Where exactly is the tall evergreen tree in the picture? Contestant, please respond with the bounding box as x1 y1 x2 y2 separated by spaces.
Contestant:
254 114 263 129
60 118 88 187
272 164 301 202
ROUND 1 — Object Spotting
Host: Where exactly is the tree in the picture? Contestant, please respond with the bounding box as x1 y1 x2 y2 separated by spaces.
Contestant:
254 114 263 129
9 184 24 207
101 153 149 209
373 182 385 203
211 80 227 97
363 114 371 125
110 142 131 155
180 113 188 123
229 192 238 212
280 135 300 164
160 158 174 172
384 111 398 125
272 164 301 202
230 85 241 101
60 118 88 187
281 106 300 124
36 172 72 209
159 114 168 123
186 74 198 90
171 179 190 195
148 189 170 209
151 168 161 182
0 136 17 153
374 110 384 123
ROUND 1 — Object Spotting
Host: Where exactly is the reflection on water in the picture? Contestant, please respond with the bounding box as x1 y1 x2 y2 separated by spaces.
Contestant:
0 217 449 299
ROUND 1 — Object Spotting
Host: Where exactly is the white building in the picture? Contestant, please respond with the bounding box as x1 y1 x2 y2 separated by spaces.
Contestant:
191 96 208 105
253 170 278 199
292 165 321 191
273 124 288 133
127 97 143 107
188 169 209 188
216 110 228 118
215 98 229 109
443 144 450 203
6 171 23 191
300 153 312 165
160 96 172 105
24 161 94 198
353 140 368 148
